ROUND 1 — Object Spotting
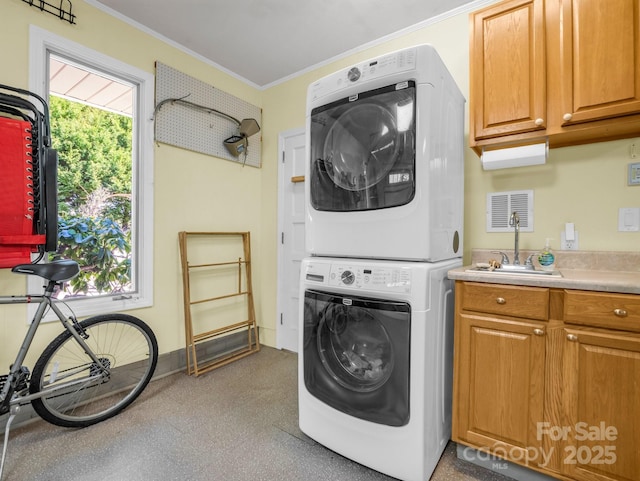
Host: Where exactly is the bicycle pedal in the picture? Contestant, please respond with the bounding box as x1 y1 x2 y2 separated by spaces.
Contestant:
0 375 11 416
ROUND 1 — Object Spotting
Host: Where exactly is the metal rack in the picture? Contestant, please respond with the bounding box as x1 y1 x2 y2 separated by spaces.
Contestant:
178 231 259 376
21 0 76 24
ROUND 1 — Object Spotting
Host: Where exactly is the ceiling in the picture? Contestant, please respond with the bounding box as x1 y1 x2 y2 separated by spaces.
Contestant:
88 0 480 88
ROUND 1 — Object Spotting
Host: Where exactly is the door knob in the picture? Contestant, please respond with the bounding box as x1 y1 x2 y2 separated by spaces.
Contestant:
534 118 544 126
563 113 573 121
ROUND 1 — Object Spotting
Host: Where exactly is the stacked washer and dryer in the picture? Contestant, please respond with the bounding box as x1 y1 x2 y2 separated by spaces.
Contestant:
298 45 465 481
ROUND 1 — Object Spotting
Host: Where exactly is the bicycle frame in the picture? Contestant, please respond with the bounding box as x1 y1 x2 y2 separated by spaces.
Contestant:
0 286 109 414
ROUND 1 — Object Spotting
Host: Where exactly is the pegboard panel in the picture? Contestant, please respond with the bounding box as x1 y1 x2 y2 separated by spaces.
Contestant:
154 62 261 168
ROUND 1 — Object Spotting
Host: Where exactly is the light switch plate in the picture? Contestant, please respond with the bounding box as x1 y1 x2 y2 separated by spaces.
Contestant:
618 207 640 231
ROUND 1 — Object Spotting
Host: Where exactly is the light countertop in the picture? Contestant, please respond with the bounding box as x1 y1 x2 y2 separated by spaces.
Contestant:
448 249 640 295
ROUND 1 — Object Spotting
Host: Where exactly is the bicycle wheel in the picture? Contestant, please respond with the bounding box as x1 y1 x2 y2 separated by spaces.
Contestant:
30 313 158 428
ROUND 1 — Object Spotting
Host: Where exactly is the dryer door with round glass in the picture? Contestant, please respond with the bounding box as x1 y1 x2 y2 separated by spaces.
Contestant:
303 289 411 426
309 82 416 212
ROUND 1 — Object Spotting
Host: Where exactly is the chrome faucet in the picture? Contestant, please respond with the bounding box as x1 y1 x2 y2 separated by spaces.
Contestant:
509 211 521 266
491 211 535 271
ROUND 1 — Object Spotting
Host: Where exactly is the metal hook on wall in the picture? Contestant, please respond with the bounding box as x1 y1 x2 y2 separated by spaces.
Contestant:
152 94 260 165
152 95 242 126
23 0 76 24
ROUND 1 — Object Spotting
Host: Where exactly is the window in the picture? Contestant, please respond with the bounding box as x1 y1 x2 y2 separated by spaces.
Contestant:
29 26 154 319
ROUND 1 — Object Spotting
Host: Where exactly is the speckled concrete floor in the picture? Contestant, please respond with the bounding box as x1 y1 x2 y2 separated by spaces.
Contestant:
2 347 511 481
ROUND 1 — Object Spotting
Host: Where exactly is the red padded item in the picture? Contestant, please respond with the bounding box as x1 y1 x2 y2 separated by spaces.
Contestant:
0 116 36 267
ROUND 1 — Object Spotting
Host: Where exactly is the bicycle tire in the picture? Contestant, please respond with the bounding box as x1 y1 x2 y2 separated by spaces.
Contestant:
30 313 158 428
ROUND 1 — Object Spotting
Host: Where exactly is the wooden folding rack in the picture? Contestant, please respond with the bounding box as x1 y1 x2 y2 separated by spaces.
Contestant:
178 231 260 376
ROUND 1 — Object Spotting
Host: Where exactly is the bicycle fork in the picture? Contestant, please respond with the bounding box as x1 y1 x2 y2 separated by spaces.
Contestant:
48 301 111 375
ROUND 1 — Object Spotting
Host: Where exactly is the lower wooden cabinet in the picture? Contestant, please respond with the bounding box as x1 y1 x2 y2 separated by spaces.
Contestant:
453 281 640 481
455 313 546 465
562 328 640 481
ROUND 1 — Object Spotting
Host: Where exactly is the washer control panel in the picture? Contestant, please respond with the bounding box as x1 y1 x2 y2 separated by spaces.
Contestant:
328 264 412 293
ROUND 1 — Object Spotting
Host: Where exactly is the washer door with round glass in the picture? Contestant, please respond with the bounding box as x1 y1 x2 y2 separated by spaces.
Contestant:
309 82 416 212
303 289 411 426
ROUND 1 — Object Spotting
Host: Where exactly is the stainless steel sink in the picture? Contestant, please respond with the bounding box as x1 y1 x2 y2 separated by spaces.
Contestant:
466 267 562 277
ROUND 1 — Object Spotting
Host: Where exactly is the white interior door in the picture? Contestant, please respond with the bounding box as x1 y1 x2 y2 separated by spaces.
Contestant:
276 128 306 352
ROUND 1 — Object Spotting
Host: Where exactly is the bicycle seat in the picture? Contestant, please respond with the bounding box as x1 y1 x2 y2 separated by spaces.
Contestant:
11 260 80 282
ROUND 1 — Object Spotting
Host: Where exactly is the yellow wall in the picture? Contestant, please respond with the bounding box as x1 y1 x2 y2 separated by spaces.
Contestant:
1 1 639 370
0 0 264 369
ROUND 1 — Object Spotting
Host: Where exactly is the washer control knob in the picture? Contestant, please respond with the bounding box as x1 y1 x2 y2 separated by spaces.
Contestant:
341 270 355 285
347 67 361 82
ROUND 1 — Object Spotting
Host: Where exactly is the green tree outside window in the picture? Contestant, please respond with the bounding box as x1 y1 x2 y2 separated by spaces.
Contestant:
50 96 133 296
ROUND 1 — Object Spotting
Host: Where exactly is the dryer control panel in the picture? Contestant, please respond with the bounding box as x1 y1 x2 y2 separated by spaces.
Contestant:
308 46 418 103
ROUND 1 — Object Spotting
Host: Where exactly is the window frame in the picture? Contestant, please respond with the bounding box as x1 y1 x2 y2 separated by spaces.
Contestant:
28 25 154 320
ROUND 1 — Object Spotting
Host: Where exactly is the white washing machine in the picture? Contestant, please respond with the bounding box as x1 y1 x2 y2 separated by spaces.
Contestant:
298 256 460 481
305 44 465 262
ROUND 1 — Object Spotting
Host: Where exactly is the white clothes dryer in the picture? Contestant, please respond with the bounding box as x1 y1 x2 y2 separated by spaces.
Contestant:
305 44 465 262
298 256 460 481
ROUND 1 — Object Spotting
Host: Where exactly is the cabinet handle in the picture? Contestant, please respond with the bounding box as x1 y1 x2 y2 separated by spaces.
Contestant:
563 113 573 121
567 334 578 342
534 118 544 126
496 297 506 305
614 308 628 317
533 328 545 336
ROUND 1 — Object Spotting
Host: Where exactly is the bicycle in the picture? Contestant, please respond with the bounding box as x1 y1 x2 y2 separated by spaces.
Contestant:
0 259 159 479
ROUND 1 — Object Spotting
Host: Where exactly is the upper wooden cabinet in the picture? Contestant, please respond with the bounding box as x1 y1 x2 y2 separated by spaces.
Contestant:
470 0 640 153
470 0 546 141
557 0 640 124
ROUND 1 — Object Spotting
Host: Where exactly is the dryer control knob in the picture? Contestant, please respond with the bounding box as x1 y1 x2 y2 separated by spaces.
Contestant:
341 270 355 285
348 67 361 82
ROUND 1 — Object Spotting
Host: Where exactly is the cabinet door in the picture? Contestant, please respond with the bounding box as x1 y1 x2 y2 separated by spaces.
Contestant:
558 0 640 125
454 313 546 464
563 328 640 481
470 0 546 141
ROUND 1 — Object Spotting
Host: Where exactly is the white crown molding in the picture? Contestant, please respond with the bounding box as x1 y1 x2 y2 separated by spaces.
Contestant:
84 0 262 90
262 0 499 89
85 0 499 91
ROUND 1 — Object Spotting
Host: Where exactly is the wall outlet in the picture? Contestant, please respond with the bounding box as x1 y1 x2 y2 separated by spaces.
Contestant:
560 230 579 250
